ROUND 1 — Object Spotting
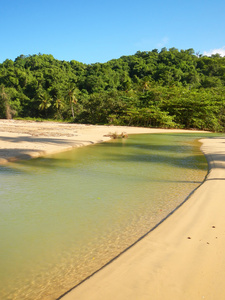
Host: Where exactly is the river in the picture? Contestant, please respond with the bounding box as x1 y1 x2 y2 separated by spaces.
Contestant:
0 133 214 299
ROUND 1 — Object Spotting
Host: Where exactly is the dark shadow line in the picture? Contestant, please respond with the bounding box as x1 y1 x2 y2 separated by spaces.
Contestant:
206 178 225 181
0 135 95 146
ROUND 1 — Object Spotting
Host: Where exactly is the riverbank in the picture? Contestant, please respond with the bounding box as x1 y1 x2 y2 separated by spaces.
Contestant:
0 119 205 164
59 137 225 300
1 120 224 300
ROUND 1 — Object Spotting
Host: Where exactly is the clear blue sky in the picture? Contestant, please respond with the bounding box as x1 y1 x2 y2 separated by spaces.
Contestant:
1 0 225 64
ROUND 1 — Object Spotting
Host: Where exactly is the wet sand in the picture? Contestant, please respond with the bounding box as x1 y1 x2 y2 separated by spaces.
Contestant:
1 120 224 300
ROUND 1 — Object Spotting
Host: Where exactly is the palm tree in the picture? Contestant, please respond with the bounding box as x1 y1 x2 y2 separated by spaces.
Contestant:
67 83 78 118
38 91 52 117
53 97 64 119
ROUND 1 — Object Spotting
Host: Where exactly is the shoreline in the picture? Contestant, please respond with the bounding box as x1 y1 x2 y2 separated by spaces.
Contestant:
1 120 223 300
60 137 225 300
0 119 206 165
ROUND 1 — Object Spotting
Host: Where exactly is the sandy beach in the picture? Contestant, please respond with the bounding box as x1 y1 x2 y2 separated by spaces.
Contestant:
1 120 225 300
0 119 203 164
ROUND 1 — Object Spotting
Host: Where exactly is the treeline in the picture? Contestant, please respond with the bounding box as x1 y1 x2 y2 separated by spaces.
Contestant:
0 48 225 131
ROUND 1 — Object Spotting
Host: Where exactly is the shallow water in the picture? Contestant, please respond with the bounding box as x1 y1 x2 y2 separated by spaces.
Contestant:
0 133 215 299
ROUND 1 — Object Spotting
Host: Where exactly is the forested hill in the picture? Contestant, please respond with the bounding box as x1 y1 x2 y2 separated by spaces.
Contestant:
1 48 225 131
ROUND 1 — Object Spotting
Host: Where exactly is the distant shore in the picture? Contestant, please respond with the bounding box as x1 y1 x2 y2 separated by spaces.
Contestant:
1 120 224 300
0 119 205 164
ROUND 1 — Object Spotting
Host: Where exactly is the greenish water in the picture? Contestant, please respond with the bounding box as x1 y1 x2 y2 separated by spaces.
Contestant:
0 133 215 299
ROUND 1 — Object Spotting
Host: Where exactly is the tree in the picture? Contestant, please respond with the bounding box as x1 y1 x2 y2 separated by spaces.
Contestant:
66 83 78 118
53 97 64 119
0 49 224 131
0 85 12 119
38 90 52 117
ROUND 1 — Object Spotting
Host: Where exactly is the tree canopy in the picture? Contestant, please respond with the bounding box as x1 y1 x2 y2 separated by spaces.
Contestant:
0 49 225 131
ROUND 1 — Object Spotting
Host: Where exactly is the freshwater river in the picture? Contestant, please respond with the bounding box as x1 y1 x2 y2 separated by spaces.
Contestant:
0 133 213 299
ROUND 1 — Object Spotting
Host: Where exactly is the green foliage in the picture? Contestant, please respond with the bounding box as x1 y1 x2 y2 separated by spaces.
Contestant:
0 50 225 131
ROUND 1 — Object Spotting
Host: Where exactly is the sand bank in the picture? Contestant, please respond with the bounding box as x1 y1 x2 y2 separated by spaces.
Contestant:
1 120 223 300
0 119 203 164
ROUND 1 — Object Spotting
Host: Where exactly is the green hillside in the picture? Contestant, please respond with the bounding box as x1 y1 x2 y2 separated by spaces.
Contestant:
1 48 225 131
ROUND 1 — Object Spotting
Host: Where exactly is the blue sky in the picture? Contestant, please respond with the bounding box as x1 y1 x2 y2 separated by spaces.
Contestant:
1 0 225 64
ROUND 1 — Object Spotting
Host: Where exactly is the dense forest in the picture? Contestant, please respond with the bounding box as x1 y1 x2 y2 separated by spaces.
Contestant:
0 48 225 131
